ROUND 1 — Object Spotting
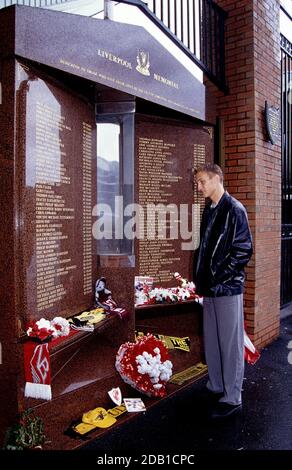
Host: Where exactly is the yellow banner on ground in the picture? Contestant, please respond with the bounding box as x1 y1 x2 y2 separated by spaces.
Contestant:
170 362 208 385
135 331 190 352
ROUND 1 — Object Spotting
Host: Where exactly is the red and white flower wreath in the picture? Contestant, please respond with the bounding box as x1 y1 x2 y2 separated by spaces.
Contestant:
116 334 173 398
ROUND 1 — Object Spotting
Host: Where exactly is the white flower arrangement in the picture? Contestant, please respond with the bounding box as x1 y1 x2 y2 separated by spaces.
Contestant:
26 316 70 341
135 273 199 306
148 287 178 303
26 318 52 336
135 347 173 388
51 317 70 337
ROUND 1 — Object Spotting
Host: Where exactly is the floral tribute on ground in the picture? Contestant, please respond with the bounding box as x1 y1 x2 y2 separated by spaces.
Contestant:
115 334 173 397
3 409 46 450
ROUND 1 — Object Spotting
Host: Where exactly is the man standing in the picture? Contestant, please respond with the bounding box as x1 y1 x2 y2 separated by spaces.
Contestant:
194 163 253 419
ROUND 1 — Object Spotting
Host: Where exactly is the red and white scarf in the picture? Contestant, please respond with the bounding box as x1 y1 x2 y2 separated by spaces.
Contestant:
23 329 78 401
24 341 52 401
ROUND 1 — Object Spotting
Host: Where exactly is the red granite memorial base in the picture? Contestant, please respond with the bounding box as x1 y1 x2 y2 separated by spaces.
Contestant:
0 6 211 448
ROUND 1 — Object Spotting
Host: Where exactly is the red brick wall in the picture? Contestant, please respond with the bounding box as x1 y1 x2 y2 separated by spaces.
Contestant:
212 0 281 347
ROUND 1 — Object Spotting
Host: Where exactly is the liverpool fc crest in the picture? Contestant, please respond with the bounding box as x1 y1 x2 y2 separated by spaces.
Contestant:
136 49 150 76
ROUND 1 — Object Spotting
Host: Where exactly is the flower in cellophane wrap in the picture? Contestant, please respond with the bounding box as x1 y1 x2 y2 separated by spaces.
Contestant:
244 329 260 365
115 334 173 398
26 318 56 342
51 317 70 337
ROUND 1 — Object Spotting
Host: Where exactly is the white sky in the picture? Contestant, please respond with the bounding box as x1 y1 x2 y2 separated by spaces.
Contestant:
48 0 292 72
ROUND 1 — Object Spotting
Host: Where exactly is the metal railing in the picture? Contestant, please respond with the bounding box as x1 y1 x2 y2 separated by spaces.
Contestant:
281 32 292 307
114 0 227 92
0 0 228 93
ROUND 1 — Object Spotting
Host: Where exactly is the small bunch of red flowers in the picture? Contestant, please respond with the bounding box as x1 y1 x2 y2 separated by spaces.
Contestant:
26 317 70 342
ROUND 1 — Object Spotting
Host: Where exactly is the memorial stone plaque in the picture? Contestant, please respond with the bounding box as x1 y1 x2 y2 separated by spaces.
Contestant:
135 115 214 286
17 64 97 322
265 100 281 145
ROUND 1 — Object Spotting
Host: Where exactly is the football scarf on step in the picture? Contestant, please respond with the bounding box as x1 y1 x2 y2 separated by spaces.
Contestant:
24 341 52 401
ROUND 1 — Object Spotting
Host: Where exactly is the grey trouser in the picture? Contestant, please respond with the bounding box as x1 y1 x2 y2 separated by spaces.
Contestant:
203 295 244 405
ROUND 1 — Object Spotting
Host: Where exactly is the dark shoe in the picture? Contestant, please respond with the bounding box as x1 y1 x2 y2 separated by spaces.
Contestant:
204 389 224 403
211 402 242 419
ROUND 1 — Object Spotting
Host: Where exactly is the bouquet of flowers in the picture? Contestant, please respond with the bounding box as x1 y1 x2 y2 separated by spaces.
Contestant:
148 287 179 304
135 272 198 306
115 334 173 397
244 326 260 365
26 317 70 342
3 409 46 450
26 319 55 342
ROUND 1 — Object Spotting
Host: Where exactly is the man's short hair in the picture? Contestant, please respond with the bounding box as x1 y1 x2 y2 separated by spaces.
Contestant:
195 163 224 183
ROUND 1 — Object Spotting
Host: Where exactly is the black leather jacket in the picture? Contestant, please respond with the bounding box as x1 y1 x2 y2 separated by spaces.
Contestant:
194 191 253 297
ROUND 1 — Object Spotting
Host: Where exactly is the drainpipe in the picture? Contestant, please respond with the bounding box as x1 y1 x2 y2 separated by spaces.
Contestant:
104 0 114 20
